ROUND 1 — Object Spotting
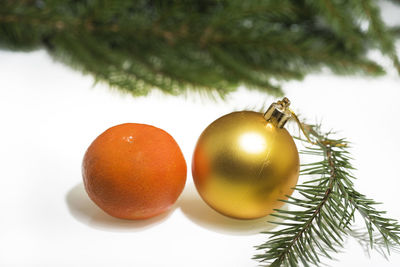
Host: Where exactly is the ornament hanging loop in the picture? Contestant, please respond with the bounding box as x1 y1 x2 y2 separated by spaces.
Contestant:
263 97 292 128
264 98 346 148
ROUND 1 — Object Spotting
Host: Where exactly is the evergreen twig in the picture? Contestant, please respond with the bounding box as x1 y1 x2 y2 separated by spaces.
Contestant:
0 0 399 96
254 123 400 267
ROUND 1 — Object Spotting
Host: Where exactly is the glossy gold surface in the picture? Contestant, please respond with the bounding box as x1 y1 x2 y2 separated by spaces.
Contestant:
192 111 299 219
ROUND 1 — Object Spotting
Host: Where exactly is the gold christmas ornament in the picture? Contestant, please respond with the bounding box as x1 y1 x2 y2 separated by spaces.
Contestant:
192 98 300 219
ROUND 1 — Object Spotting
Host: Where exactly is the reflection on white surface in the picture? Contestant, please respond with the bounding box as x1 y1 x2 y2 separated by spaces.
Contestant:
239 132 266 154
179 184 282 235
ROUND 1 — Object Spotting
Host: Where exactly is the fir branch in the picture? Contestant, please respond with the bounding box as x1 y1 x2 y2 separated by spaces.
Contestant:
347 189 400 254
310 0 362 50
254 123 400 267
357 0 400 73
0 0 398 96
349 229 400 259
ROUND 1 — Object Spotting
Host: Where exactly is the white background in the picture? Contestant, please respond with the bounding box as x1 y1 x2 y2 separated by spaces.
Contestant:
1 3 400 266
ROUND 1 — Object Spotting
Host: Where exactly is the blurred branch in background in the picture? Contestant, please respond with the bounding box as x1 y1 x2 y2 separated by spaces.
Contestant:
0 0 399 97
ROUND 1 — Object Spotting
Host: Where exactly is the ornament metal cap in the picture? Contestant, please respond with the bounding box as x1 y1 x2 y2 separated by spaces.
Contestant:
264 97 292 128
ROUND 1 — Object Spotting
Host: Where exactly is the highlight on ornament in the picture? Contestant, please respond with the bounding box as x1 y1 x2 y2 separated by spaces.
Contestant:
192 98 299 219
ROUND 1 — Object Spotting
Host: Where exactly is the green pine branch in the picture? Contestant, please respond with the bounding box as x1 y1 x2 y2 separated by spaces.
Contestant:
254 124 400 267
357 0 400 73
0 0 399 96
